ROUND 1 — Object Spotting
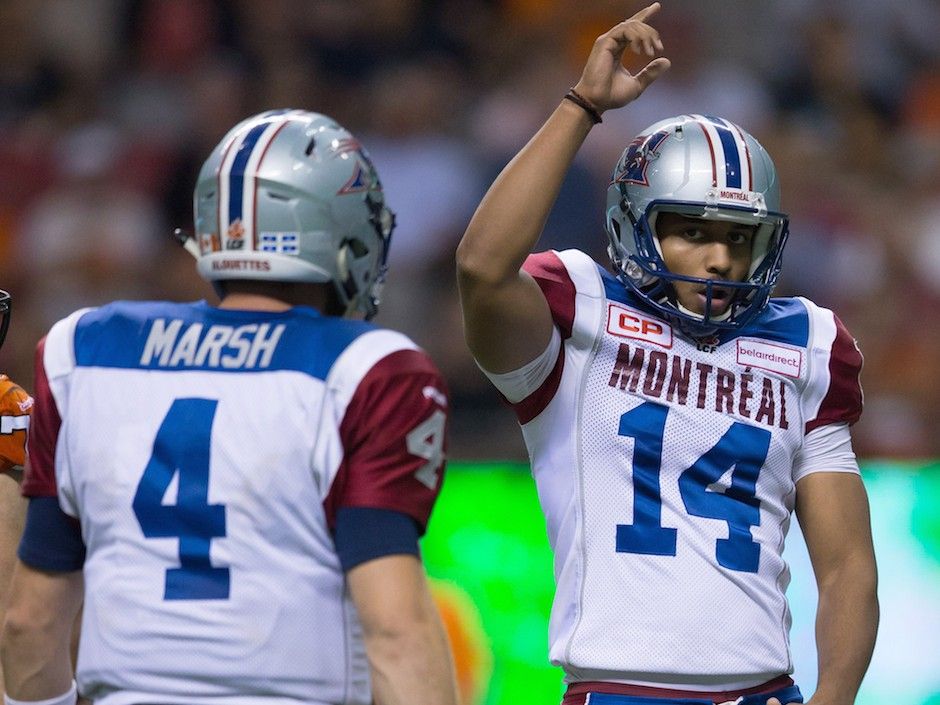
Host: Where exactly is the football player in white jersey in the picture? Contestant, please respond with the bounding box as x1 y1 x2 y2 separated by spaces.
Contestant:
456 4 878 705
1 111 459 705
0 289 34 697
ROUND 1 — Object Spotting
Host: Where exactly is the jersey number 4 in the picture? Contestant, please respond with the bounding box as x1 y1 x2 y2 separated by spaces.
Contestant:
616 401 771 573
132 398 229 600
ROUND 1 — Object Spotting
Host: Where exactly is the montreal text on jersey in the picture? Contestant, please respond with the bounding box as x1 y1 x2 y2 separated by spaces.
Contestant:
140 318 286 369
608 342 792 430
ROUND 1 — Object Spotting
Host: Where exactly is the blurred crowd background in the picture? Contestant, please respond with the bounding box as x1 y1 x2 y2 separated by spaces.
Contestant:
0 0 938 460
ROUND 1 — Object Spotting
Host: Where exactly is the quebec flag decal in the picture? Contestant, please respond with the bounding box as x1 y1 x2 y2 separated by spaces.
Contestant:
260 232 300 255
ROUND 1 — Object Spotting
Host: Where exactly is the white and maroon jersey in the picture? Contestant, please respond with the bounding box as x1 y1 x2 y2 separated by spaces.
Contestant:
23 300 448 705
488 250 863 687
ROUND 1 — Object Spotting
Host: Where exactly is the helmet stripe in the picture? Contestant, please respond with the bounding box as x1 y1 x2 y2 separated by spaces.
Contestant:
227 121 269 247
214 130 243 253
691 116 719 187
728 120 754 191
250 119 293 250
240 117 297 250
702 115 743 189
217 111 296 252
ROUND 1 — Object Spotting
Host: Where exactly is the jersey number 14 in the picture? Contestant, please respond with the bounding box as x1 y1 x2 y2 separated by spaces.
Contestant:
616 401 771 573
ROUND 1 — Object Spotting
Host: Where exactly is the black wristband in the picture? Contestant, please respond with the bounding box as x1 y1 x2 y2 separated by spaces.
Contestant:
563 88 603 125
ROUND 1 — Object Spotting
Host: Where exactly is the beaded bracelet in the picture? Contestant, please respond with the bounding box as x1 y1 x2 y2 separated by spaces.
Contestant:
563 88 603 124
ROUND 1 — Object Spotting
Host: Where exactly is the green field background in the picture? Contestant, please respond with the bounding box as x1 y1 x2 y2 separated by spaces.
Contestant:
422 461 940 705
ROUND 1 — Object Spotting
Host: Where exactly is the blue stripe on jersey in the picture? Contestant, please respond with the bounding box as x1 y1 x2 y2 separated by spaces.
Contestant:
72 301 376 379
735 298 809 347
704 115 742 189
600 266 634 306
227 122 269 227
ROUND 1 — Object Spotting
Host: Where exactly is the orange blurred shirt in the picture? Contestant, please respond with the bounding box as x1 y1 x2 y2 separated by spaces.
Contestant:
0 374 32 472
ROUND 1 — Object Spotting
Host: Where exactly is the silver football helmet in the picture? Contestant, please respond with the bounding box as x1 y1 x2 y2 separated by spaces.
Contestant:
189 109 395 319
606 114 789 336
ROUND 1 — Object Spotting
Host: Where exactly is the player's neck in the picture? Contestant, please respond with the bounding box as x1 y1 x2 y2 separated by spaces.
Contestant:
217 292 296 312
216 281 333 313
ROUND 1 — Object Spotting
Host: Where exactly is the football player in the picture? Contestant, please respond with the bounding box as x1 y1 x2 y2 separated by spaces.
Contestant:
456 5 878 705
0 289 34 697
1 111 458 705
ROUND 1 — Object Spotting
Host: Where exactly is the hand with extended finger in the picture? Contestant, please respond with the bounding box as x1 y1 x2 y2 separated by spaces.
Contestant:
572 2 670 116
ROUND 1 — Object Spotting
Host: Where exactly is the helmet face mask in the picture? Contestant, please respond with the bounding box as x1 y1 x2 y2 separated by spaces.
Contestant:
192 109 396 319
605 115 789 337
0 290 9 351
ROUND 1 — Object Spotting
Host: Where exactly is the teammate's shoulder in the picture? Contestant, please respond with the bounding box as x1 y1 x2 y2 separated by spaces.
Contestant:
325 324 441 403
304 315 400 359
333 324 433 373
78 299 197 325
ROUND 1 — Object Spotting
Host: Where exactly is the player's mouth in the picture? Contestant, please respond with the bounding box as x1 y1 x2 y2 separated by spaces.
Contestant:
697 285 732 313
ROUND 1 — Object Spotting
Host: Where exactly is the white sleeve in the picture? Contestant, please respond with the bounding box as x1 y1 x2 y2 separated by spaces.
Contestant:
477 327 562 404
792 422 860 483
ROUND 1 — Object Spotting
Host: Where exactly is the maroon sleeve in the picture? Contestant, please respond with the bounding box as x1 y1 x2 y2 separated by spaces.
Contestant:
806 315 864 433
21 337 62 498
523 251 577 340
323 349 449 534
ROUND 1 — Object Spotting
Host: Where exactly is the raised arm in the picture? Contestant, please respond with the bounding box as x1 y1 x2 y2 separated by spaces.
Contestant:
775 472 879 705
455 3 670 373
